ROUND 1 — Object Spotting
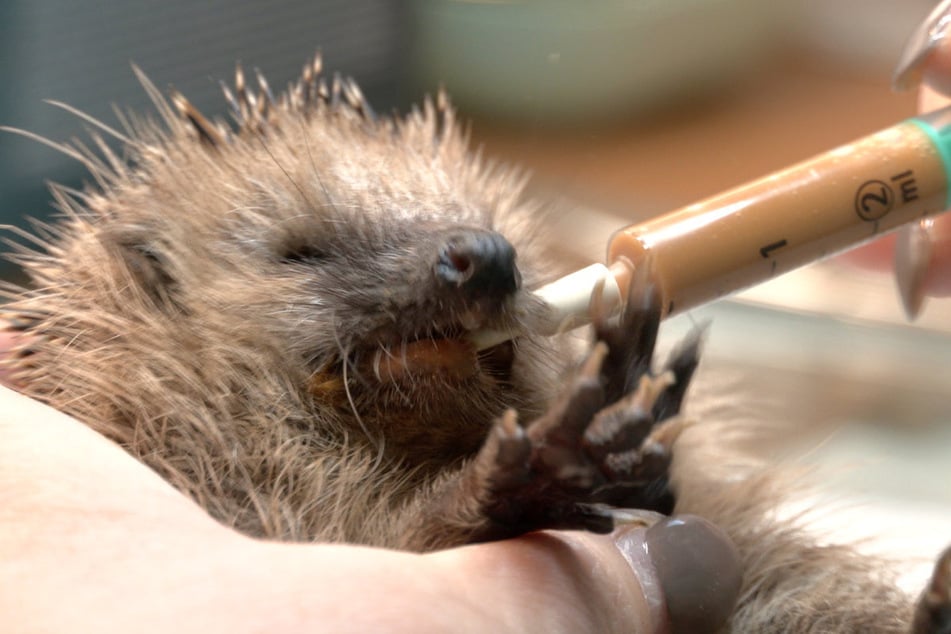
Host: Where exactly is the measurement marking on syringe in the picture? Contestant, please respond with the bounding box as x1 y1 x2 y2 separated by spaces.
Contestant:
855 179 895 221
890 169 919 204
759 239 788 258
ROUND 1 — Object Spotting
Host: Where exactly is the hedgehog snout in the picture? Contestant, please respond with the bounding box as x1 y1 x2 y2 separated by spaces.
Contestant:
435 229 521 299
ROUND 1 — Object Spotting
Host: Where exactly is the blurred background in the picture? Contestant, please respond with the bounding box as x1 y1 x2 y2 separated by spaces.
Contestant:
1 0 949 590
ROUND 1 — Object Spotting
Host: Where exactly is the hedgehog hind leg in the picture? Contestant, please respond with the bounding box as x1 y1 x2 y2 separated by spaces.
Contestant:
913 546 951 634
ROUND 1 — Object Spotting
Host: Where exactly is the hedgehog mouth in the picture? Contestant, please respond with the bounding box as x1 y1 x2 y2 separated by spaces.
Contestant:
355 307 518 384
306 312 518 404
359 330 515 384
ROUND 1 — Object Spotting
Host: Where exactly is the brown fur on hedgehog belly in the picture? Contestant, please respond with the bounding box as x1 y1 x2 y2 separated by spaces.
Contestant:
2 55 942 632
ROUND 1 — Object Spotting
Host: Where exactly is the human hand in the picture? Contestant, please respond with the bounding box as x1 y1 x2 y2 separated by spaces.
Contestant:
848 0 951 317
0 329 740 634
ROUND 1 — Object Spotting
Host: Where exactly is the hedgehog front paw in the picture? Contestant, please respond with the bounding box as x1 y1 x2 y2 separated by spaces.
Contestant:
473 263 702 539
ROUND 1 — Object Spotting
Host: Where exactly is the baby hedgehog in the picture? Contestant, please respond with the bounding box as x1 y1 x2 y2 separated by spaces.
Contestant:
2 55 949 632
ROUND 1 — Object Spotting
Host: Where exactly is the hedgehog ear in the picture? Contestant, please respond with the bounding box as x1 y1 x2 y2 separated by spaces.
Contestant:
108 231 180 312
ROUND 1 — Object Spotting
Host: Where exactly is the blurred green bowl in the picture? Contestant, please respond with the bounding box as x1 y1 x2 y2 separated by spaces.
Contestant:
410 0 783 122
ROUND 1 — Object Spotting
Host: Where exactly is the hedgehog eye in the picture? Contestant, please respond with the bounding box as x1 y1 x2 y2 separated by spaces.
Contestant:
280 244 327 264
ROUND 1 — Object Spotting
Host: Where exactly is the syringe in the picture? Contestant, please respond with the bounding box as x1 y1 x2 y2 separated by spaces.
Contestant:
472 105 951 350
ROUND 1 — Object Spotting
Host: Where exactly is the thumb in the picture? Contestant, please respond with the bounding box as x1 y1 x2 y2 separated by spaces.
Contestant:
421 516 742 634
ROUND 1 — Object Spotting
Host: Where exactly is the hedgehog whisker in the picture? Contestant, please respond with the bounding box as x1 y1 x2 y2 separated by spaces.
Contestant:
295 112 335 209
331 317 386 468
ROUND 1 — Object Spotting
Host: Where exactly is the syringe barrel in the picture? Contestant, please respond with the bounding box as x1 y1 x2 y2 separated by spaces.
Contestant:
608 115 951 317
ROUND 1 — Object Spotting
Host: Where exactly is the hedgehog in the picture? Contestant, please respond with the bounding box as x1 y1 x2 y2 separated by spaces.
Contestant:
2 54 949 632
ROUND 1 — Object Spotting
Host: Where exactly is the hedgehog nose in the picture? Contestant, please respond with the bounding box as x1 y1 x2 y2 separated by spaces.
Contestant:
436 230 521 296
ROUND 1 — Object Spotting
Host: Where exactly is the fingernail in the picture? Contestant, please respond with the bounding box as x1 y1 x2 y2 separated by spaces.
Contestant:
894 0 951 91
616 515 742 634
895 219 935 320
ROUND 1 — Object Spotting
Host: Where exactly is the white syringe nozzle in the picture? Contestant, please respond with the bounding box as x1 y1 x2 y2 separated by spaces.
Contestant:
533 263 622 333
469 263 622 351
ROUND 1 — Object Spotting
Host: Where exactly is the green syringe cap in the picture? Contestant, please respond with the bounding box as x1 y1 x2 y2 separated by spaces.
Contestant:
909 105 951 208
